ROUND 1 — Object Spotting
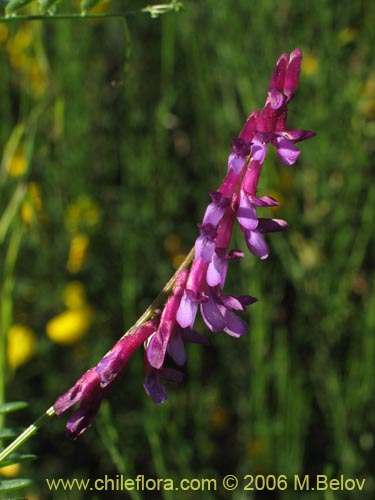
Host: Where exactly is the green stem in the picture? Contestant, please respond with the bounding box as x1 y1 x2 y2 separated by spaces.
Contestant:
125 245 194 336
0 1 183 23
0 407 55 464
0 12 137 22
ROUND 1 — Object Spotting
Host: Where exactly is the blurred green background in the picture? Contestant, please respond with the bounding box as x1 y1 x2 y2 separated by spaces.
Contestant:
0 0 374 498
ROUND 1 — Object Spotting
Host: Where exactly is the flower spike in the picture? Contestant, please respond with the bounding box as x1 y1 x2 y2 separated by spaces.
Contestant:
54 49 315 438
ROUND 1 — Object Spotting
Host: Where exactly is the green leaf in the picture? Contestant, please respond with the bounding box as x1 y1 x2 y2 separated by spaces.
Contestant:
0 478 32 492
0 184 27 244
5 0 34 16
0 428 20 439
0 453 37 468
0 122 25 185
0 402 27 415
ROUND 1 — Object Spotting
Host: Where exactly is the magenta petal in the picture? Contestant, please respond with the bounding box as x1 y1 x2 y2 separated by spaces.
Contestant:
194 236 204 260
251 137 267 163
239 109 260 142
195 231 216 263
147 325 170 370
206 258 221 287
276 137 301 165
284 48 302 100
218 307 248 338
176 292 198 328
167 331 186 366
267 89 284 110
201 238 216 263
257 104 276 133
207 252 228 288
66 395 103 439
144 371 167 405
200 295 226 332
282 129 316 143
231 137 251 156
220 294 256 311
269 52 288 91
54 368 100 415
245 229 269 259
237 190 258 230
228 153 246 175
258 218 288 233
250 195 279 207
202 201 226 227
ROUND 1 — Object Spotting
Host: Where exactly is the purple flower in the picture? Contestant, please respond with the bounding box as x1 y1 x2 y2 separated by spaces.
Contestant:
239 49 315 166
195 223 218 263
207 248 243 288
200 286 257 338
274 136 301 165
236 164 287 259
144 326 207 404
250 136 267 164
199 202 240 288
201 191 230 227
143 357 184 405
54 319 158 438
54 49 315 439
146 270 188 370
176 257 208 329
54 368 105 439
176 289 199 329
227 137 251 174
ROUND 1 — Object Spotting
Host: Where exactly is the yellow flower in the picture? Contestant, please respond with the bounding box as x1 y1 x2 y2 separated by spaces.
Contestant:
21 201 34 224
66 233 90 273
63 281 87 309
89 0 111 14
6 26 33 55
28 182 42 210
0 24 9 43
164 234 182 255
64 195 101 233
358 73 375 119
172 253 186 269
29 63 48 98
302 53 319 77
46 306 93 345
21 182 42 225
337 27 357 46
0 463 21 478
164 234 185 268
7 324 36 370
6 147 28 177
9 52 30 71
209 406 230 431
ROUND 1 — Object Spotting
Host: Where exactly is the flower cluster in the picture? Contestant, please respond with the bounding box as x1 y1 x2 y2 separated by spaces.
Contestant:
54 318 159 438
54 48 315 438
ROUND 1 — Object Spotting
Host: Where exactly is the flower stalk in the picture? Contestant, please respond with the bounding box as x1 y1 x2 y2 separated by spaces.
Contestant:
0 407 55 464
0 48 314 461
